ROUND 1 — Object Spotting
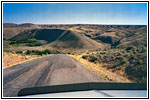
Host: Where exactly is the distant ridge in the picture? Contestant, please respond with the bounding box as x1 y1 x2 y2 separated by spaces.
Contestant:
3 23 18 28
3 23 147 26
3 23 40 39
17 23 35 27
3 23 146 49
11 29 104 49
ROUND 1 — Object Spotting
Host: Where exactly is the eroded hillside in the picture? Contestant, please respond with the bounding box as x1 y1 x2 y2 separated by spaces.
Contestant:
3 23 147 83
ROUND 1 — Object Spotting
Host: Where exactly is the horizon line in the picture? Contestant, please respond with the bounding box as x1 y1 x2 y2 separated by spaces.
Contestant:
3 23 147 26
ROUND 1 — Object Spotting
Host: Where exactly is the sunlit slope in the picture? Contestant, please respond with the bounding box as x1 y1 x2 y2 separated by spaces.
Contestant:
3 23 40 39
11 29 104 49
3 27 31 39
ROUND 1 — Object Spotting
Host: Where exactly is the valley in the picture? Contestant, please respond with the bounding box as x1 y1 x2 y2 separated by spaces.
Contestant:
3 23 147 96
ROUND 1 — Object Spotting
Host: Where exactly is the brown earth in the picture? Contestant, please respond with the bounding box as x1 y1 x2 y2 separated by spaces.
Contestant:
3 53 26 68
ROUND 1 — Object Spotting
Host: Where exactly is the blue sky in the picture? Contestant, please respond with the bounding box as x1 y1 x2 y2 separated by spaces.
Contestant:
3 3 147 25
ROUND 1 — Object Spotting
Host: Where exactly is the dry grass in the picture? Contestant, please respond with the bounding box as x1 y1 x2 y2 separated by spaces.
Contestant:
69 54 131 83
3 52 52 69
100 32 119 38
3 27 33 39
4 45 56 52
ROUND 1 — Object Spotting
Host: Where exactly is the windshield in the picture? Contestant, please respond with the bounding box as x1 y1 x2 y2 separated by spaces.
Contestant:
2 2 148 98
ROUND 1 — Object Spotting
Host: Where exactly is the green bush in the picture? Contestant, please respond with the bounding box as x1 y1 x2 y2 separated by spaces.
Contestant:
126 46 136 52
16 51 23 54
130 55 136 59
25 50 31 55
82 55 88 59
9 41 17 45
120 58 128 65
125 64 147 83
25 49 52 55
137 59 143 64
137 45 147 53
26 42 43 47
143 46 147 52
116 56 122 60
126 46 132 51
100 51 106 54
37 51 43 55
42 49 52 55
9 39 43 46
89 55 99 63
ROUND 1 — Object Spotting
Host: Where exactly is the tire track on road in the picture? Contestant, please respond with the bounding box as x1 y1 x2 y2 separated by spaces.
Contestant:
35 63 53 87
3 61 49 97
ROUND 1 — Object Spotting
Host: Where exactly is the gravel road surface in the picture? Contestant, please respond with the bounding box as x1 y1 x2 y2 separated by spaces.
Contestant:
3 54 105 97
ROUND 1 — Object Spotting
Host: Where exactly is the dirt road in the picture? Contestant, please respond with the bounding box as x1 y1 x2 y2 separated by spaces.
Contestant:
3 54 106 97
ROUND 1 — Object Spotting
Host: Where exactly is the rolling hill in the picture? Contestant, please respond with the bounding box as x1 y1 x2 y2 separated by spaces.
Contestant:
3 23 147 83
10 29 104 49
3 23 40 39
84 25 147 47
3 23 147 50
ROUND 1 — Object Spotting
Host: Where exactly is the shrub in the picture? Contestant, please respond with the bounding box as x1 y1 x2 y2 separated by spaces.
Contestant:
100 51 106 54
34 50 42 55
137 59 143 64
126 46 136 52
130 55 136 59
137 45 147 53
31 50 36 53
125 64 147 83
25 49 52 55
116 56 122 60
97 55 102 59
42 49 52 54
103 63 107 68
26 42 43 46
9 41 17 45
9 39 43 46
37 51 43 56
142 46 147 52
25 50 31 55
16 51 23 54
89 55 98 63
120 58 128 65
104 75 108 79
82 55 88 59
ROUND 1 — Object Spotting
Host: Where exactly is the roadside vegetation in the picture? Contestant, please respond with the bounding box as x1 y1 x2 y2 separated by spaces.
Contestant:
69 54 131 82
25 49 53 55
3 49 57 69
3 24 147 83
82 45 147 83
9 39 45 47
